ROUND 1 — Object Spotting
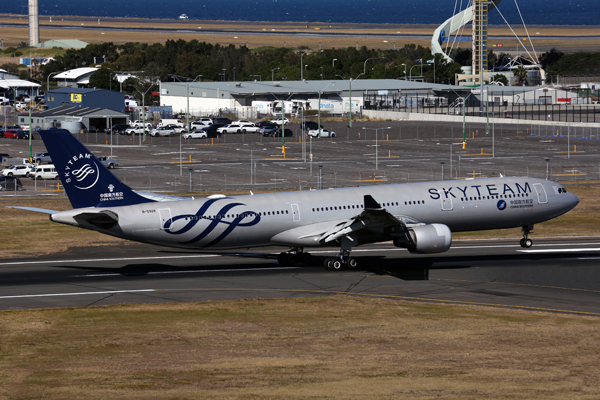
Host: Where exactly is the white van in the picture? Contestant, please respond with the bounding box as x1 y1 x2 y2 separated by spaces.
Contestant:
158 119 184 128
32 164 58 180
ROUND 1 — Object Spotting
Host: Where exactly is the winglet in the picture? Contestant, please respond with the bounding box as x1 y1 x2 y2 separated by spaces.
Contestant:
39 129 154 209
364 195 382 209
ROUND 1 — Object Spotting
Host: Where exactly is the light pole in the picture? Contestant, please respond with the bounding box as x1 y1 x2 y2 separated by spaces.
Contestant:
401 63 406 80
221 68 226 81
193 75 203 81
441 162 445 181
409 64 432 81
233 67 236 82
545 158 550 180
109 72 113 91
348 72 364 128
46 71 61 91
134 81 156 143
363 126 391 170
271 67 280 81
364 57 384 79
332 59 337 68
300 52 306 81
320 66 324 80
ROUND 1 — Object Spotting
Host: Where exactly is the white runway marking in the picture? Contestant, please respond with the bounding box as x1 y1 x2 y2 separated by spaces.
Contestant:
0 289 155 299
518 248 600 253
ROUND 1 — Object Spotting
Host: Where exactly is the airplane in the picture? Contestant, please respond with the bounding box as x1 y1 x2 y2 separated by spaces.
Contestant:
13 129 579 271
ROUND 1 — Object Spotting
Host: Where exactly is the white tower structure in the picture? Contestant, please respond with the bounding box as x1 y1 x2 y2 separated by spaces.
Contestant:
28 0 40 46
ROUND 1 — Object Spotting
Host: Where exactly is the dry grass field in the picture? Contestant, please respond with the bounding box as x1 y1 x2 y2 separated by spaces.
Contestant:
1 15 599 52
1 296 599 399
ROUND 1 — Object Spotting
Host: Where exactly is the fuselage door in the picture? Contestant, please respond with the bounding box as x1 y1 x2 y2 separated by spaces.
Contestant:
158 208 173 230
440 191 453 211
291 203 301 221
533 183 548 204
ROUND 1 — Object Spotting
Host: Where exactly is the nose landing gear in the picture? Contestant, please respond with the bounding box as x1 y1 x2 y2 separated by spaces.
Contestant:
520 225 533 248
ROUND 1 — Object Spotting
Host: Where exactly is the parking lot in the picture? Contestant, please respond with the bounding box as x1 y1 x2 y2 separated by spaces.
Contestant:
1 118 600 197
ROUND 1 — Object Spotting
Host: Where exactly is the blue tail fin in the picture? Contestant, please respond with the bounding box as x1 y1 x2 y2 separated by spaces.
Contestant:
40 129 154 209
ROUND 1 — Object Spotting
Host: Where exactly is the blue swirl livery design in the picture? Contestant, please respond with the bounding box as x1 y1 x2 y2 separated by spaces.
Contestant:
40 129 152 208
164 199 262 247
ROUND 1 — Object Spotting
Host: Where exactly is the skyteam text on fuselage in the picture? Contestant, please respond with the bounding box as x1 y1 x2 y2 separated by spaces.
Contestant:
14 129 579 271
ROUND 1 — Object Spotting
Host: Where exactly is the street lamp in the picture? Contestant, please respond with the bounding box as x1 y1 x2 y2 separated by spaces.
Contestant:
271 67 280 81
233 67 236 82
46 71 61 91
401 63 406 80
363 57 384 79
348 72 364 128
332 58 337 67
320 66 324 80
250 75 261 81
409 64 432 81
545 158 550 180
363 126 391 170
300 52 306 81
221 68 226 81
193 75 203 81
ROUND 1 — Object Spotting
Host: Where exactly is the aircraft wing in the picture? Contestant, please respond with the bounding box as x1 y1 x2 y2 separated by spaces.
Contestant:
271 195 421 247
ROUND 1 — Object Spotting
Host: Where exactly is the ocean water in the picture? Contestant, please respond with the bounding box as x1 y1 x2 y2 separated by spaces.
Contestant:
4 0 599 26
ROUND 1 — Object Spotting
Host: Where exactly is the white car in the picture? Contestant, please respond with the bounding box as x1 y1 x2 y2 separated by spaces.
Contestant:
182 130 207 139
190 118 213 130
270 117 290 125
217 123 260 134
130 121 153 129
1 164 33 177
123 126 147 135
307 129 336 138
148 126 177 137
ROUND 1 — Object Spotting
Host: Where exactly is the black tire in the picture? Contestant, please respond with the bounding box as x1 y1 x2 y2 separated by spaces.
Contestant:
7 173 12 177
241 129 247 134
236 129 241 134
347 257 358 269
323 258 334 270
332 260 345 271
302 252 313 265
524 238 533 248
108 164 114 169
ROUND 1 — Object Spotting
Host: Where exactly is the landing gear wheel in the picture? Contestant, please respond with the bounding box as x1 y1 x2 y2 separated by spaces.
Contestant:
332 260 345 271
301 252 313 265
324 258 334 270
347 257 358 269
520 238 533 248
278 252 296 266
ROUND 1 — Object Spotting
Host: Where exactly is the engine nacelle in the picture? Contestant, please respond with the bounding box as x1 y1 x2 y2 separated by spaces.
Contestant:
394 224 452 254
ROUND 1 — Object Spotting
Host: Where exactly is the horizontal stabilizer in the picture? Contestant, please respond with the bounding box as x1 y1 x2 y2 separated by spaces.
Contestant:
6 206 59 214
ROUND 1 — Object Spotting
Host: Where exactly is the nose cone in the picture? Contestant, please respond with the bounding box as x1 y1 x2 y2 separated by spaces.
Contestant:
568 192 580 210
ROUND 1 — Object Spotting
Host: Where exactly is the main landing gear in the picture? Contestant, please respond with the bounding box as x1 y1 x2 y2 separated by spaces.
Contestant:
520 225 533 248
323 251 358 271
277 248 312 266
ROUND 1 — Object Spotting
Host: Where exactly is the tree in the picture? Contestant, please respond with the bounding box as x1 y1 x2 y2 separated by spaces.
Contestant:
88 68 118 90
514 66 529 85
491 74 509 86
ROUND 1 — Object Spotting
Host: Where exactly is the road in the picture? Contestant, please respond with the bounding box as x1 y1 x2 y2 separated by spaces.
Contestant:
1 237 599 315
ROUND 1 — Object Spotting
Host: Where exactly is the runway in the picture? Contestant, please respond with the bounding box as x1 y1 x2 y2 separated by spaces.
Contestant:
1 237 599 315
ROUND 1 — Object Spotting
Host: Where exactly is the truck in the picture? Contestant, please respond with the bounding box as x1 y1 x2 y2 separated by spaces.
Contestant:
97 156 119 169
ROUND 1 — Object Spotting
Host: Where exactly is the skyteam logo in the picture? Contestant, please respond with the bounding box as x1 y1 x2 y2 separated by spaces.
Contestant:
64 153 99 190
497 200 507 210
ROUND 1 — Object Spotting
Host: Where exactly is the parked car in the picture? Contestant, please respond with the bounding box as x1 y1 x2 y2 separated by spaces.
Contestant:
123 126 147 135
270 117 290 125
307 129 336 138
301 121 324 131
217 123 260 134
1 164 33 177
271 128 294 137
129 120 153 129
211 117 232 125
260 126 279 136
201 123 227 138
17 130 34 140
231 119 254 125
97 156 119 169
190 117 213 130
33 152 52 164
164 124 186 134
0 176 23 191
31 164 58 180
105 124 129 135
148 126 177 137
182 130 208 139
4 129 23 139
0 126 21 137
255 121 277 129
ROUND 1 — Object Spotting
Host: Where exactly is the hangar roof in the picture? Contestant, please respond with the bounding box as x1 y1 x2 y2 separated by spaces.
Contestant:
30 105 127 118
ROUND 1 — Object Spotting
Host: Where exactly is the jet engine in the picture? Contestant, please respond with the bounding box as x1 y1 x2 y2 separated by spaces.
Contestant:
393 223 452 254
